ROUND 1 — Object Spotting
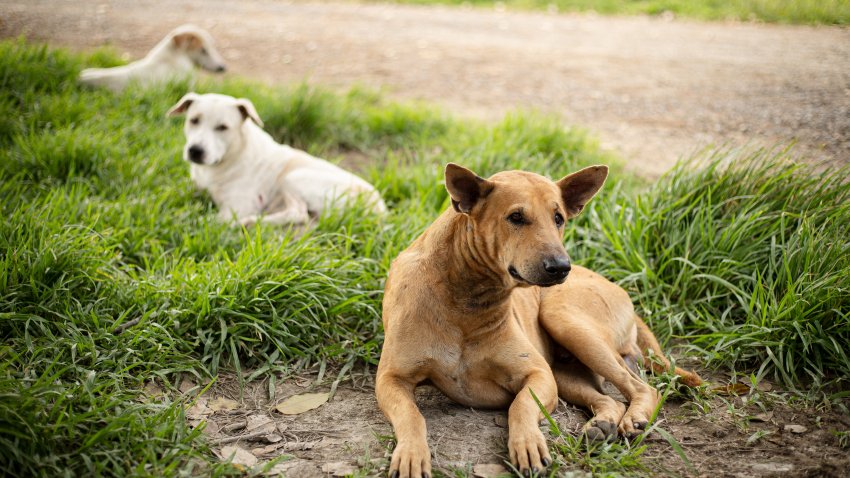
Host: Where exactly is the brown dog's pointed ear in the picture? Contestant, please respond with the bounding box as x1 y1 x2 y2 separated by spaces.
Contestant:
235 98 263 127
556 165 608 217
445 163 494 214
166 92 199 117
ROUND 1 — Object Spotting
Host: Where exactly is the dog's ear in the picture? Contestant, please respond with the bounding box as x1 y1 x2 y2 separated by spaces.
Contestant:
235 99 264 127
172 32 200 49
556 165 608 217
166 92 199 117
445 163 494 214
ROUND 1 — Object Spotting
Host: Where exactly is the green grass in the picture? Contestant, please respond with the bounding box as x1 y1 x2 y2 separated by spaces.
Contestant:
386 0 850 25
0 39 848 476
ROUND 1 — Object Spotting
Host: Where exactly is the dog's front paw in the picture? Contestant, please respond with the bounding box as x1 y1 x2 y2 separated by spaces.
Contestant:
389 439 431 478
508 427 551 476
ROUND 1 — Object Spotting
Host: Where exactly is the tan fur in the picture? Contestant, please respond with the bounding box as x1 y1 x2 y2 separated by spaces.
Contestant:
376 164 700 477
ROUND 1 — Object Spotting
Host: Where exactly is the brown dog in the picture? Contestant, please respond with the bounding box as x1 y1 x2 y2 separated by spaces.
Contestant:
376 163 701 477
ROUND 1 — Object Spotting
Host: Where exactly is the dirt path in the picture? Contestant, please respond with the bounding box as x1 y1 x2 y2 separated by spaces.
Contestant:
2 0 848 177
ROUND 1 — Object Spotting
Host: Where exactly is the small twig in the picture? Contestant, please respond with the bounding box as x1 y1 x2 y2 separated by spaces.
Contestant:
113 318 141 335
222 420 247 433
213 429 271 445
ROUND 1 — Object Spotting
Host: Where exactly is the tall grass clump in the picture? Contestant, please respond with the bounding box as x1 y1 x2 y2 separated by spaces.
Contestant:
571 151 850 386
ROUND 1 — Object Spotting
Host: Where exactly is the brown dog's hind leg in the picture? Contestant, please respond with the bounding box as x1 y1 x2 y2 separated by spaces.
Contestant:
540 314 659 437
634 315 702 387
552 360 625 441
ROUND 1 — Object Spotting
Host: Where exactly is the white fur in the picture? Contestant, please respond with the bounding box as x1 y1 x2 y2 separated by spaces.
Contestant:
79 25 226 92
167 92 387 226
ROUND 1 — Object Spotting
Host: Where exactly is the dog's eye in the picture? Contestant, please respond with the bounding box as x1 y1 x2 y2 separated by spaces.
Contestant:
507 212 525 225
189 117 200 125
215 124 228 132
554 212 564 227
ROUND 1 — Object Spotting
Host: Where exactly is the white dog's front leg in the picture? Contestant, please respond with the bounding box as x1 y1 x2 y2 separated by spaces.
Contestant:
257 202 310 226
241 193 310 227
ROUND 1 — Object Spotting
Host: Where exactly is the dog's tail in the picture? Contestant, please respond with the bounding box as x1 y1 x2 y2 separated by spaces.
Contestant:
634 315 702 387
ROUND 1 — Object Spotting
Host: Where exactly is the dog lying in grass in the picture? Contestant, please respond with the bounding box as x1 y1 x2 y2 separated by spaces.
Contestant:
376 163 701 477
79 24 226 92
167 92 387 226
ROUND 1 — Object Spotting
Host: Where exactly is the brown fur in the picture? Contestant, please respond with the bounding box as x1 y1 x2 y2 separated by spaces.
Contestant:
376 163 701 477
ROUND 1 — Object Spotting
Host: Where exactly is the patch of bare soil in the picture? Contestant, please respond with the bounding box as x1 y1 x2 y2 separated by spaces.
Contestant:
2 0 848 177
173 367 850 477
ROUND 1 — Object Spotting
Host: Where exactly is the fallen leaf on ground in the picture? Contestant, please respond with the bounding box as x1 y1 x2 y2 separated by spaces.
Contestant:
473 463 510 477
178 378 197 395
209 397 240 412
143 381 164 400
275 392 329 415
322 461 357 476
784 424 807 434
749 412 773 422
185 400 213 420
220 445 258 467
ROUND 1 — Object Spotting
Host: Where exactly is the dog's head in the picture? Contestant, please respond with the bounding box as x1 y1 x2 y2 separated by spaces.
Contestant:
166 92 263 166
445 163 607 287
169 25 227 73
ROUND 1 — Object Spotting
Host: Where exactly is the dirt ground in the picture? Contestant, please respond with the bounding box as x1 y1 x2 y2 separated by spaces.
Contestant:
174 366 850 477
1 0 848 177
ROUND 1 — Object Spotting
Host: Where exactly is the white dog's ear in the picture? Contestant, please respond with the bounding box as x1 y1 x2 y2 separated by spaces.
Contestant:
167 92 199 117
556 165 608 217
445 163 494 214
235 99 263 127
172 32 201 50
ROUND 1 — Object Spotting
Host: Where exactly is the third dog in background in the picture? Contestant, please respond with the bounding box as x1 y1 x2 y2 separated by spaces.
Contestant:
168 92 387 226
79 24 226 92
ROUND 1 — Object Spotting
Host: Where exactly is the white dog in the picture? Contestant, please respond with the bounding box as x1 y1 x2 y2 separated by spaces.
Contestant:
79 25 226 92
167 92 387 226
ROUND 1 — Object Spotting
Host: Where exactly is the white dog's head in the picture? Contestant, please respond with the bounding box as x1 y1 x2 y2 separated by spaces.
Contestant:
168 25 227 73
167 92 263 166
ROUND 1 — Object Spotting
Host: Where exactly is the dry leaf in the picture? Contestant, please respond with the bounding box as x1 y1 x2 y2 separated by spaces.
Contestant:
178 378 197 395
473 463 510 478
185 400 213 420
220 445 258 467
711 383 750 396
209 397 240 412
143 381 164 400
749 411 773 422
275 392 329 415
784 424 807 434
322 461 357 476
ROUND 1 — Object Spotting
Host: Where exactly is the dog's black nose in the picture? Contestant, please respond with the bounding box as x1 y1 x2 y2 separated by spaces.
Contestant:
188 145 205 164
215 65 226 73
543 256 571 278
